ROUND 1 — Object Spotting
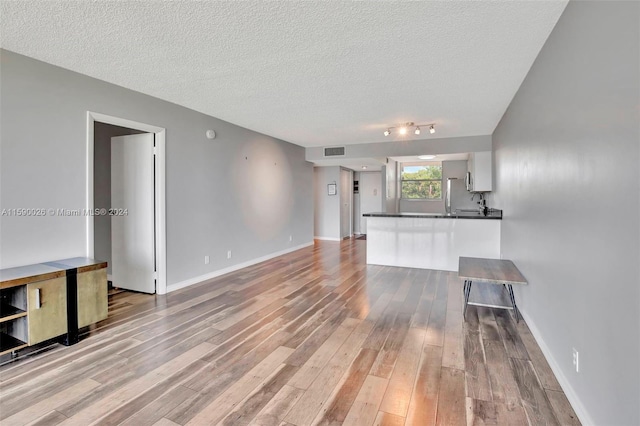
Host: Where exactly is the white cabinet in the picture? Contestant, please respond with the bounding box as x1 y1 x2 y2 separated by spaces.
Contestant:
366 216 501 271
467 151 493 192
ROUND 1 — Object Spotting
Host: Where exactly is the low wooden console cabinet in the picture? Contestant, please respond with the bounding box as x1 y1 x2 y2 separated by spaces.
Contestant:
0 257 108 356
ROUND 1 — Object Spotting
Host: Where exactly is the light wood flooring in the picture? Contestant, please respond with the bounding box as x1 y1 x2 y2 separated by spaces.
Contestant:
0 239 580 425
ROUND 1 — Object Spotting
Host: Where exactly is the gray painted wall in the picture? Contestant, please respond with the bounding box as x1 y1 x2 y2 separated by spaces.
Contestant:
313 166 341 240
0 50 314 286
93 122 145 275
489 2 639 424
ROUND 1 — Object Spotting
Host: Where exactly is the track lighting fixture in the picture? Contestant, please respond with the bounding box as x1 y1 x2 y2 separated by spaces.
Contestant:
383 122 436 137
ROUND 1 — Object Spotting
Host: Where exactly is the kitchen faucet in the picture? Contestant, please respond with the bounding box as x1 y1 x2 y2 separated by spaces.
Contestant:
471 192 488 214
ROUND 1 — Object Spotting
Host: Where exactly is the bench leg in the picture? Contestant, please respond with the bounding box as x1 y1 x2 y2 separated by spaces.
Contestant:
507 284 520 323
463 280 472 320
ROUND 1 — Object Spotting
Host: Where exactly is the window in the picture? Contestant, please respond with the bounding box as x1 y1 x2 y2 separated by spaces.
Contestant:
401 162 442 199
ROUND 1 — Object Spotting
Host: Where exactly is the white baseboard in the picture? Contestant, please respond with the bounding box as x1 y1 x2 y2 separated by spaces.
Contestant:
519 308 594 426
167 242 314 293
314 236 341 241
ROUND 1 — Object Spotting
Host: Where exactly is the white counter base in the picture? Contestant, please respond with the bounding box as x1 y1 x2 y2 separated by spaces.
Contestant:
366 217 501 272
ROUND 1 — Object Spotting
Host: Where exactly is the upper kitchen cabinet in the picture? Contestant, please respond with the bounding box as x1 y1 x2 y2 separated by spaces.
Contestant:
467 151 493 192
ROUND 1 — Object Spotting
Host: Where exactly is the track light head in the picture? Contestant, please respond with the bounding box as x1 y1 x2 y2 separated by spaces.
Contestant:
429 125 435 134
384 129 390 136
415 126 421 135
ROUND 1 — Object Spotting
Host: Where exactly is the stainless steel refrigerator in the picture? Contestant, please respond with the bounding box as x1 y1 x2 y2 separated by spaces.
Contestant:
445 177 478 213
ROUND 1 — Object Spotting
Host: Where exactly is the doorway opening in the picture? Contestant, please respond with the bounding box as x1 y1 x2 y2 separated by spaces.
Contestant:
86 112 167 295
340 168 353 239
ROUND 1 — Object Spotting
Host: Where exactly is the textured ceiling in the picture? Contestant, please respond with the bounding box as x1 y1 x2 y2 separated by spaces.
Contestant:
0 1 567 148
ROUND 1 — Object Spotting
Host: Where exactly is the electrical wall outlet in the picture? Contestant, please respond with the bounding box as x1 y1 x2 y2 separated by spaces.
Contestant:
227 250 232 259
573 348 579 372
204 255 210 265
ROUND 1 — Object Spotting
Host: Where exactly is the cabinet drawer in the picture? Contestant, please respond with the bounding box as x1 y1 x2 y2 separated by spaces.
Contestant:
27 278 67 345
77 268 108 328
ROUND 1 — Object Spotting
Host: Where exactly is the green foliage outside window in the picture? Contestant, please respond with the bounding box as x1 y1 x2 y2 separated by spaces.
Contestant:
401 163 442 199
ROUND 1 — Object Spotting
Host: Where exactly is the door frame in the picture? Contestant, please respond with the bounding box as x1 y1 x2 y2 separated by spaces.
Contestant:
86 111 167 294
340 167 353 239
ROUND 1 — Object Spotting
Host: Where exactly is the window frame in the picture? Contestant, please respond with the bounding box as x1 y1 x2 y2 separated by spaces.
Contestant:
400 161 443 201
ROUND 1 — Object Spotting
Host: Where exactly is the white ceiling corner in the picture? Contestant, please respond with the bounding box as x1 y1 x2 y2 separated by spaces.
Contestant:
0 0 568 148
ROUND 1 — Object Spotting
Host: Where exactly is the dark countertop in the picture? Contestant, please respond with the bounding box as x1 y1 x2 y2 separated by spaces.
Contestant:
362 209 502 220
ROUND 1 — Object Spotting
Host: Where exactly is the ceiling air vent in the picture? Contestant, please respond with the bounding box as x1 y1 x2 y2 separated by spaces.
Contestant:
324 146 345 157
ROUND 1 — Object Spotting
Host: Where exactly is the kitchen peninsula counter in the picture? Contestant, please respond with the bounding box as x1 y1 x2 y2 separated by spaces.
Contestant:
363 210 502 220
363 211 502 271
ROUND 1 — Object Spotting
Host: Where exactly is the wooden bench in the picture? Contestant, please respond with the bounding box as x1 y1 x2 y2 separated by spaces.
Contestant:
458 256 527 322
0 258 107 356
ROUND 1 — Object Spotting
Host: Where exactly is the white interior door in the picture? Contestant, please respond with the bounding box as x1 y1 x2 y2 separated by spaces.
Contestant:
340 169 352 239
111 133 155 293
360 172 383 234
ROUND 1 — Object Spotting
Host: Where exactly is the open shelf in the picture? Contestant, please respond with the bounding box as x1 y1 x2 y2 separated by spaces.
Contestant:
0 302 27 323
467 282 513 309
0 332 28 356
